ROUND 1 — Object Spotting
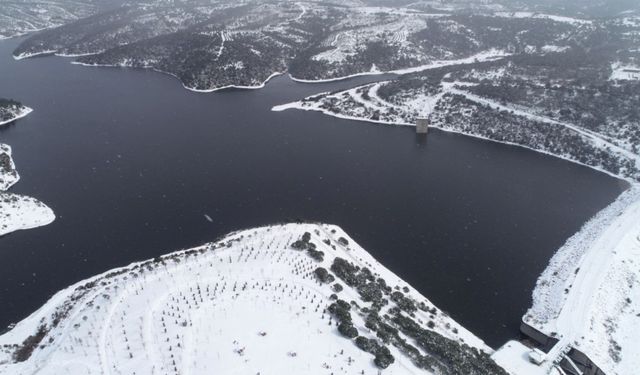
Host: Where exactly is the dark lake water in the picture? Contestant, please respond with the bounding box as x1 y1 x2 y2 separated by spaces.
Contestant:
0 37 626 348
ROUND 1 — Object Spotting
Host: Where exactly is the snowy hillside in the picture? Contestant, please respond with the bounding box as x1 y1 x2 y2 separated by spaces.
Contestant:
0 223 508 375
10 1 612 91
0 0 99 40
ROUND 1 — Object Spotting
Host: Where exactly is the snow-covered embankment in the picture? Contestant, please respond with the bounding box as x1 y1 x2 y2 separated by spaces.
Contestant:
496 184 640 375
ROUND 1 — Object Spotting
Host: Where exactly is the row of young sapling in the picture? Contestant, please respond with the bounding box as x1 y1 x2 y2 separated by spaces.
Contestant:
22 226 366 374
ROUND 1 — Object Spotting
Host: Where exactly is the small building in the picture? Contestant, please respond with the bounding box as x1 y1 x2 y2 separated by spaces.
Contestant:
528 348 546 365
416 118 429 134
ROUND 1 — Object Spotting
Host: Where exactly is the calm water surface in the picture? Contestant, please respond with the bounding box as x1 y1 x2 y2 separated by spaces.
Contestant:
0 37 626 348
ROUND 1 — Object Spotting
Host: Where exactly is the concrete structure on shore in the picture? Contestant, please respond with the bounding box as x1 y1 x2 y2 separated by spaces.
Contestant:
416 118 429 134
520 322 606 375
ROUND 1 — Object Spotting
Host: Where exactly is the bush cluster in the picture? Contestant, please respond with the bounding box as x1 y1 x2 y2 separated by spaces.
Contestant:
313 267 334 284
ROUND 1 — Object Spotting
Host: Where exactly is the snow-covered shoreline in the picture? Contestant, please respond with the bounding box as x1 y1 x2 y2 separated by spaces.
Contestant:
0 143 55 236
185 71 284 93
0 109 55 237
70 59 285 93
0 223 506 374
520 183 640 374
491 184 640 375
272 96 632 184
33 46 506 94
69 48 506 92
13 50 57 61
0 106 33 126
272 100 414 127
524 184 640 328
13 46 103 60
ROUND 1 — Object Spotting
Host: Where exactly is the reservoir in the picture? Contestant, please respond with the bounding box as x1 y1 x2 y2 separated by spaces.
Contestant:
0 37 625 348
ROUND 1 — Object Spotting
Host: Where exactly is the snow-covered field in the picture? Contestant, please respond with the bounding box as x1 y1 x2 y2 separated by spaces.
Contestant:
0 192 55 237
0 223 506 375
523 184 640 375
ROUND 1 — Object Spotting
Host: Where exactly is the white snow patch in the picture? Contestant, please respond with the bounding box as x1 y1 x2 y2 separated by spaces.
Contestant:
610 62 640 81
540 45 570 53
493 12 591 25
292 49 508 83
12 50 57 60
390 49 508 75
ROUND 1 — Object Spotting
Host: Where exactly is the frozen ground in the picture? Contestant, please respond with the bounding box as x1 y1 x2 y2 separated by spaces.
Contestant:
0 223 507 375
